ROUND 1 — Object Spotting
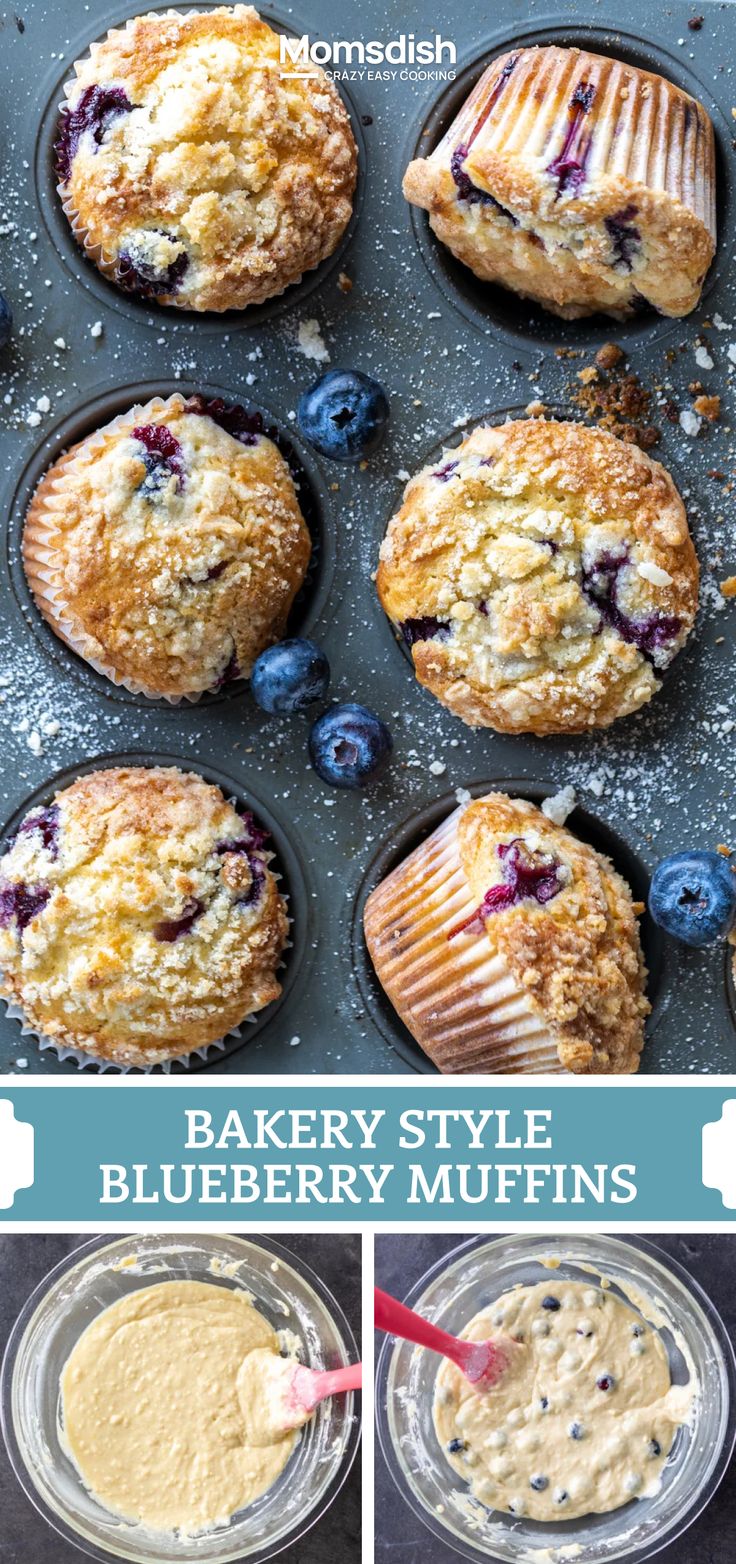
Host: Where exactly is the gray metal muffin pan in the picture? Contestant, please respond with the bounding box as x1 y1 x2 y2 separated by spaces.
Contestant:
0 0 735 1074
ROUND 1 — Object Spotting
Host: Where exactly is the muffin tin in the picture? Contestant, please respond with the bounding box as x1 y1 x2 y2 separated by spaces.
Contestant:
1 0 735 1073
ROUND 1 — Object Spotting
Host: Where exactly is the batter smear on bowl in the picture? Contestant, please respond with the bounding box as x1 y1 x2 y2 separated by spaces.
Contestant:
433 1278 693 1521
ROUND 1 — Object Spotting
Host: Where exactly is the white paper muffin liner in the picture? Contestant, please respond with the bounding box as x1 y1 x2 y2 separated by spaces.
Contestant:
0 799 291 1074
434 46 716 241
364 806 566 1075
22 394 254 706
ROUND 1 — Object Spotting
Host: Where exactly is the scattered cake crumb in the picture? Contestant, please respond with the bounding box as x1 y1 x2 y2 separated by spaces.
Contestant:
541 785 577 825
296 318 330 363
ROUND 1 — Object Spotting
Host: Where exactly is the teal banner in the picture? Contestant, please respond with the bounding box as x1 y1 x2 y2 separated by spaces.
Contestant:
1 1084 735 1222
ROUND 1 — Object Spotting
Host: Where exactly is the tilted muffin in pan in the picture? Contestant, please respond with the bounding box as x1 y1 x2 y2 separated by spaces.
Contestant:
403 45 716 319
22 393 312 701
377 418 698 736
0 766 288 1067
55 5 358 311
363 792 649 1075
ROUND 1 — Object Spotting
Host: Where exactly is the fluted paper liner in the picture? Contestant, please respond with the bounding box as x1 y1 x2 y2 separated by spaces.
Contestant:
429 45 716 240
364 807 566 1075
22 394 251 704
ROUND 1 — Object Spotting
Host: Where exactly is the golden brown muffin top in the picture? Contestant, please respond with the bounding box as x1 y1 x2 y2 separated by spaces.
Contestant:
378 418 698 734
455 793 649 1073
0 766 288 1065
23 394 311 700
56 6 357 310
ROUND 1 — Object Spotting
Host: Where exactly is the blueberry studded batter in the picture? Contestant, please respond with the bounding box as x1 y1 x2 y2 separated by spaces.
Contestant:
433 1278 692 1522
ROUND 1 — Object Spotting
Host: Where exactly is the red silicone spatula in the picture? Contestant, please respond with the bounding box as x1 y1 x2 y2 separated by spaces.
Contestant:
375 1287 513 1388
288 1360 363 1415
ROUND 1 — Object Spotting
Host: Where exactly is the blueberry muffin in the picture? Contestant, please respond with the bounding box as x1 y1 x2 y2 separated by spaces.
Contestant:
377 418 698 735
55 5 358 311
0 767 288 1066
404 45 715 319
363 792 649 1075
22 394 311 700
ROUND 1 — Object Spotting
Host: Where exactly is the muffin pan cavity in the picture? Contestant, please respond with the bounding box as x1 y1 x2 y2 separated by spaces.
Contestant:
33 3 367 332
405 20 733 350
0 752 312 1074
351 779 676 1074
6 381 334 709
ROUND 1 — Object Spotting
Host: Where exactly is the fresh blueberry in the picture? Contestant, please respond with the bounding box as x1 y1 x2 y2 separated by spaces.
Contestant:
448 1438 467 1454
541 1295 561 1311
649 1438 662 1458
0 881 50 931
153 898 204 942
596 1374 615 1392
251 639 330 715
0 293 12 350
298 370 389 462
539 1396 549 1411
649 850 736 948
569 1421 584 1440
308 702 392 789
529 1475 549 1492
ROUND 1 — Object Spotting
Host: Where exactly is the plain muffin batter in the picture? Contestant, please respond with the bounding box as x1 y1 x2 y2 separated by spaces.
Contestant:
61 1280 301 1534
434 1279 692 1522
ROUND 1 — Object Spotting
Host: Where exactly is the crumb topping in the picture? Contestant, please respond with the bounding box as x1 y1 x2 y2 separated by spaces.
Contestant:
23 394 311 700
0 766 288 1065
457 795 649 1072
378 418 698 735
56 5 358 311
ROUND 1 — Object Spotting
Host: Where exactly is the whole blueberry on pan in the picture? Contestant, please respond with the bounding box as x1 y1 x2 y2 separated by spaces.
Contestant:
309 702 392 788
0 293 12 349
298 369 389 461
649 850 736 947
251 638 330 715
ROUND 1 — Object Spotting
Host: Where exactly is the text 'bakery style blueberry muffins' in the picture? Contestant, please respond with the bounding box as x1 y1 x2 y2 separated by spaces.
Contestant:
377 418 698 736
22 394 312 701
403 45 716 320
363 792 649 1075
54 5 358 311
0 767 288 1067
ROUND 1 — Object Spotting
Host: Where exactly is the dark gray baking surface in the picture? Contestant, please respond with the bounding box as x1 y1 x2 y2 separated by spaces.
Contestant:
374 1232 736 1563
0 1232 362 1563
0 0 735 1075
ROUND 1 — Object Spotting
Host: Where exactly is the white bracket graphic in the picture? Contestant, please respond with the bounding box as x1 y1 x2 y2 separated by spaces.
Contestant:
0 1099 35 1209
702 1099 736 1209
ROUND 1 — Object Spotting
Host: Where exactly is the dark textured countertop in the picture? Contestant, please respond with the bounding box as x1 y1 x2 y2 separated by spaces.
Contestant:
375 1233 736 1563
0 1233 361 1563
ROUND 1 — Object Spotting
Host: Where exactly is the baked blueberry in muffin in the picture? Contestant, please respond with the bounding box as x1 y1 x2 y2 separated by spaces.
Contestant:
363 791 649 1074
55 6 358 311
22 393 312 701
404 45 716 319
377 418 698 735
0 767 288 1066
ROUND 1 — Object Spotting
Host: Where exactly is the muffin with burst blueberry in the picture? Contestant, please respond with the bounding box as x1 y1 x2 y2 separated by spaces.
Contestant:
55 5 357 311
363 791 649 1075
403 45 715 319
0 766 288 1067
377 418 698 736
22 393 311 700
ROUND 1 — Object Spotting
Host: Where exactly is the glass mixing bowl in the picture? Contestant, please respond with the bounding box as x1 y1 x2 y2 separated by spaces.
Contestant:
376 1233 736 1563
1 1232 360 1564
